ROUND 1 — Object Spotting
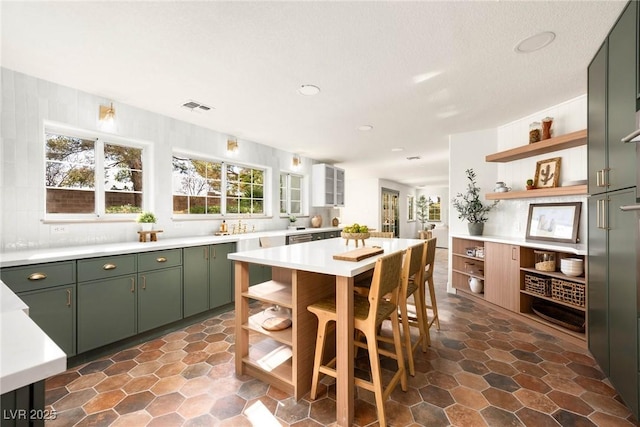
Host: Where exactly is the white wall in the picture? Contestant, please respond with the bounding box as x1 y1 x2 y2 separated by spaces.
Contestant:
0 68 333 251
493 95 588 242
340 177 419 239
417 185 449 248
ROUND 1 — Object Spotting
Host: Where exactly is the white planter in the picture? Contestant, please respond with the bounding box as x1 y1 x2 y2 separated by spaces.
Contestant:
140 223 153 231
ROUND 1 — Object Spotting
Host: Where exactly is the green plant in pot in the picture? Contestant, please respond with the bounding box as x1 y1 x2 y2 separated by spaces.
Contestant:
452 169 498 236
137 211 157 231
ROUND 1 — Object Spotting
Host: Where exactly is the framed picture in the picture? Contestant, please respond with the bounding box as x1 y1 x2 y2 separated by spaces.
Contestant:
526 202 581 243
533 157 561 188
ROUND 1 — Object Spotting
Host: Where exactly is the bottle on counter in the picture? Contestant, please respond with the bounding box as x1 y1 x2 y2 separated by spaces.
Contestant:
220 220 227 233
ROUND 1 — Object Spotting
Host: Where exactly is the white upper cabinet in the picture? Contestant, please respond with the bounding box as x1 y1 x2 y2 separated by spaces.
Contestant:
312 164 345 207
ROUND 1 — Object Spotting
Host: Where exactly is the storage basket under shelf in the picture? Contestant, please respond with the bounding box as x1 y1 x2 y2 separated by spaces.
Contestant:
524 274 552 297
551 278 585 308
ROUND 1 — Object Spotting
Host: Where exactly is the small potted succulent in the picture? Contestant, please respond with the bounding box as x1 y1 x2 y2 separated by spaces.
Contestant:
137 211 157 231
288 215 297 230
526 179 535 190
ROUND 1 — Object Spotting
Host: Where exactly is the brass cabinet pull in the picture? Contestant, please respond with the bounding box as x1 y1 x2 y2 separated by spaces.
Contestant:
212 248 216 259
103 263 117 270
142 275 146 290
204 247 209 260
156 257 167 263
66 289 72 307
28 272 47 281
596 199 601 229
130 278 135 293
511 246 517 261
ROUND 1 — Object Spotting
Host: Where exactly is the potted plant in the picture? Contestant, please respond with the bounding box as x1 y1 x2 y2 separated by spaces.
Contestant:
452 169 499 236
137 211 157 231
526 179 535 190
288 215 297 230
416 195 429 231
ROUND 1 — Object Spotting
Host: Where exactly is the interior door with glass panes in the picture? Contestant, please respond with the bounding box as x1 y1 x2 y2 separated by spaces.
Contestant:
381 188 399 237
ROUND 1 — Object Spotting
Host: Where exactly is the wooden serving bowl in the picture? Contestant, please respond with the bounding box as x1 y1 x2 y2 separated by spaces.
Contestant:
341 232 370 247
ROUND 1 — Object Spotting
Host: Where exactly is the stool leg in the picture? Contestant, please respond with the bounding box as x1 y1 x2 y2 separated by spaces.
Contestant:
398 300 415 376
412 284 429 352
427 275 440 330
310 316 330 400
364 328 388 427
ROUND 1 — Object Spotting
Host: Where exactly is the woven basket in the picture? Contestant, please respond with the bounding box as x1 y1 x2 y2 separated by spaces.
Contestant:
551 278 585 308
524 274 552 296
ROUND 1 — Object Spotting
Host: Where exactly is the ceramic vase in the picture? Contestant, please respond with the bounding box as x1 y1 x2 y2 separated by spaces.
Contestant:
468 277 484 293
468 222 484 236
141 223 153 231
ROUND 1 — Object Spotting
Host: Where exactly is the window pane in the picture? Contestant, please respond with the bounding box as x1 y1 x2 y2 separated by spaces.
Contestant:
45 133 96 214
172 156 223 215
290 201 301 214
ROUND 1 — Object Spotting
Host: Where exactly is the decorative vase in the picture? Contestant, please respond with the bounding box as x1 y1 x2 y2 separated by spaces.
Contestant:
140 223 153 232
468 222 484 236
468 277 484 293
311 215 323 228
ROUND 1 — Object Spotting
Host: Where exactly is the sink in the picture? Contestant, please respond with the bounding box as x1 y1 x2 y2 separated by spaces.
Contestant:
237 238 261 252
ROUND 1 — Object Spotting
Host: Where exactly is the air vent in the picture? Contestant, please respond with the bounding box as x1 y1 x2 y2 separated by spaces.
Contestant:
182 100 214 112
406 156 421 161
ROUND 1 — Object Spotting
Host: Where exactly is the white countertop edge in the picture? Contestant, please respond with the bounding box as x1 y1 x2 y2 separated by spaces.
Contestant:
0 310 66 394
0 227 342 268
450 234 587 255
1 281 28 314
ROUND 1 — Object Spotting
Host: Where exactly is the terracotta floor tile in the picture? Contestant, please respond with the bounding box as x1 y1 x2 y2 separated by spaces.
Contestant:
146 392 186 417
450 386 489 410
82 389 126 414
41 249 637 427
178 393 217 418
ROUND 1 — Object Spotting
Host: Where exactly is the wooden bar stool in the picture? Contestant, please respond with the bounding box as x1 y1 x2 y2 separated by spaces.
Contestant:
398 242 429 376
422 238 439 347
307 251 407 427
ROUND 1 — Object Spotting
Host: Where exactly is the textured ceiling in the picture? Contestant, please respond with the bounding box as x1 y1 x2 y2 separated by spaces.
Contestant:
0 1 627 187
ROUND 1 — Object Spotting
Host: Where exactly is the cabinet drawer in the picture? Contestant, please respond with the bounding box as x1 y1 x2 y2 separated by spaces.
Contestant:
78 254 137 282
138 249 182 272
1 261 76 293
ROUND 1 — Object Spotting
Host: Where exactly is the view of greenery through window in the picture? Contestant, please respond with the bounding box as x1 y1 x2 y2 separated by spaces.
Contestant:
172 156 264 215
428 196 441 221
45 132 143 215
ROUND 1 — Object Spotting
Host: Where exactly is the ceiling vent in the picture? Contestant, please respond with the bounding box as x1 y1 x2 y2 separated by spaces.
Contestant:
406 156 421 161
182 100 213 112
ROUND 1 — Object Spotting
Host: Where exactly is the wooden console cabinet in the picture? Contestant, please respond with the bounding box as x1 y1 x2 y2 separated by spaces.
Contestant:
452 236 587 344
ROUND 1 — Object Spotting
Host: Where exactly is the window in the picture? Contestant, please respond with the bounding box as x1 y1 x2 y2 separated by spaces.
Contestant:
172 155 265 216
280 172 303 216
407 196 415 221
45 128 146 217
428 196 441 221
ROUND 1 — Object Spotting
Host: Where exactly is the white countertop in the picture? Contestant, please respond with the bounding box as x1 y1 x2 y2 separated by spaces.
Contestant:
228 237 424 277
0 227 342 268
0 280 66 394
450 234 587 255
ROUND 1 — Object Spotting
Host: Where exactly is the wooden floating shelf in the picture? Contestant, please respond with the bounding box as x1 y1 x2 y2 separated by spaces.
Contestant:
486 129 587 163
485 185 587 200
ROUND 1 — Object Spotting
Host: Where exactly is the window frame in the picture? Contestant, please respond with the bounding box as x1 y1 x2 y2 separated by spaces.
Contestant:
407 195 415 222
279 171 305 217
172 150 271 218
427 195 442 222
43 122 152 222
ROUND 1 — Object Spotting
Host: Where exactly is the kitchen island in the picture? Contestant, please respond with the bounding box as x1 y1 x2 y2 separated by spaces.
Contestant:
229 237 423 427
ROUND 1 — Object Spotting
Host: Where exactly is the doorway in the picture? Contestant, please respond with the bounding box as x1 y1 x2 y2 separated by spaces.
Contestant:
381 188 399 237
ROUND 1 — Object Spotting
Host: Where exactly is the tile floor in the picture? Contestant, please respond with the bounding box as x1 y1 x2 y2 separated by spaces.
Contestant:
44 249 638 426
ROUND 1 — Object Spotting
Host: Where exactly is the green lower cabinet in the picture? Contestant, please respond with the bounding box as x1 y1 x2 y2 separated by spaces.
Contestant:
18 285 76 356
183 246 210 317
77 276 137 353
210 243 236 308
249 264 272 287
138 266 182 333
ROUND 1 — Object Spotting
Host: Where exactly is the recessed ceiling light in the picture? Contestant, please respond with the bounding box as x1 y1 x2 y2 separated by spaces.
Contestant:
297 85 320 96
514 31 556 53
391 147 404 152
358 125 373 131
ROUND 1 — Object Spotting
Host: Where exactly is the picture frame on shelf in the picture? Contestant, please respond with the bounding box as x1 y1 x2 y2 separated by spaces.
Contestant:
533 157 561 189
525 202 581 243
